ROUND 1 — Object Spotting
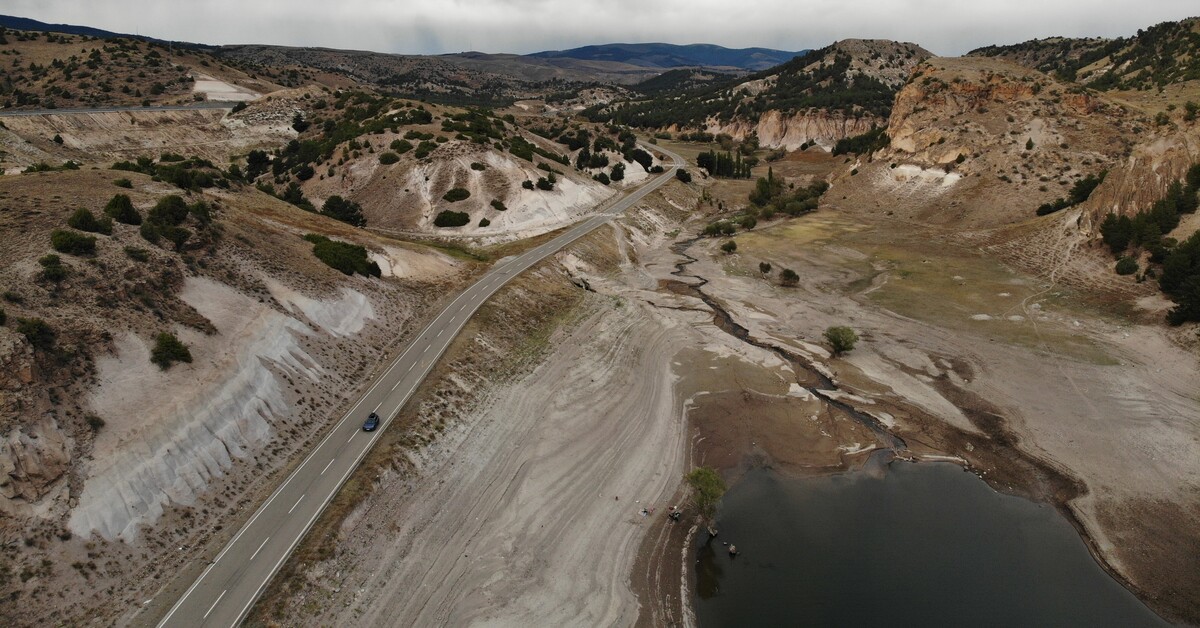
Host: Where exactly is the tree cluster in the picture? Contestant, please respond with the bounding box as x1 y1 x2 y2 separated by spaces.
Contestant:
696 150 751 179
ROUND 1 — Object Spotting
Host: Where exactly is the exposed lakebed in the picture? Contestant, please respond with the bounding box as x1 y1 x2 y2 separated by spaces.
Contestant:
695 461 1167 627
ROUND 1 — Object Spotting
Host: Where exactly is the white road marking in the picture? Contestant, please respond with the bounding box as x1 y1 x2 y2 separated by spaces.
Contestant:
423 345 430 353
407 363 415 372
288 495 304 514
320 459 335 476
249 538 270 562
347 431 356 444
437 329 443 338
203 590 227 619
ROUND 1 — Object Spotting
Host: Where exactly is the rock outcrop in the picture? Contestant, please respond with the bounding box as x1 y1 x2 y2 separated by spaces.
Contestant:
705 109 882 150
0 416 71 504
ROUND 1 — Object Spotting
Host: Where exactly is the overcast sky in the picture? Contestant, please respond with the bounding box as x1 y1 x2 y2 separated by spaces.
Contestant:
6 1 1198 57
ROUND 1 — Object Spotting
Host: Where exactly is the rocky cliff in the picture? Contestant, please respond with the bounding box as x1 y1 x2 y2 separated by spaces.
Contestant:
704 109 881 150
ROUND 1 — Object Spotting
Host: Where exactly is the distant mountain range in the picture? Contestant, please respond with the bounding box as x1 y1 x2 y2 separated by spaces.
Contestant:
529 42 805 71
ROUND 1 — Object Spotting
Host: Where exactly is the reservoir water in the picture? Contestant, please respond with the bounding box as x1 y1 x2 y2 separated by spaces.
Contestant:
695 461 1168 627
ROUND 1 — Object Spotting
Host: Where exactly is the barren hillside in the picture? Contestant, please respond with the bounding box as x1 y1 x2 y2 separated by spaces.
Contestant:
0 165 465 626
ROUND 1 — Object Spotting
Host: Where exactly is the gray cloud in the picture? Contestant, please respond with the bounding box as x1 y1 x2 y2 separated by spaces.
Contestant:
6 1 1198 56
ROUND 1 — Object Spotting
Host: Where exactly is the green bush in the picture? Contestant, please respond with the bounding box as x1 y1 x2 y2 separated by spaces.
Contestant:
470 162 487 171
479 217 491 227
780 268 799 286
1115 257 1139 275
0 307 5 325
686 467 726 521
720 240 737 254
320 195 366 227
67 208 113 235
139 223 161 244
147 195 189 226
16 318 55 350
442 187 471 202
113 178 133 188
124 246 151 262
823 326 859 355
150 332 192 369
433 210 470 227
378 152 400 165
390 139 413 153
50 229 96 255
675 169 692 183
38 254 68 282
759 262 772 274
303 234 381 277
104 194 142 225
490 199 507 211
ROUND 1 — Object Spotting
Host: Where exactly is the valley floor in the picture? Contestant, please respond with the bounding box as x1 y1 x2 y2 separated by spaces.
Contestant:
252 171 1200 626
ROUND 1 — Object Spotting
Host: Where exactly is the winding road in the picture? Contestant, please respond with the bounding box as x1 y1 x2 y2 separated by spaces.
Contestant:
154 145 683 627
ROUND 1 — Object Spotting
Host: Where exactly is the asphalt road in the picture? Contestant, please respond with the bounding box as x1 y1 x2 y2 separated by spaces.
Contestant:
0 102 235 117
155 145 684 628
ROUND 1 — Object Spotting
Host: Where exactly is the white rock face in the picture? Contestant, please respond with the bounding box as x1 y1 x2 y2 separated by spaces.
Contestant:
68 277 353 541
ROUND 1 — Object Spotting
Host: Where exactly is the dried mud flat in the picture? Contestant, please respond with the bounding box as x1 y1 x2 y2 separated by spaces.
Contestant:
254 174 1199 626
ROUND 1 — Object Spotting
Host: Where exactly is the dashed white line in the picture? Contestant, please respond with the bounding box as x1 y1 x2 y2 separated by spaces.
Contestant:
437 329 443 338
249 537 270 562
407 363 415 372
203 590 227 619
320 459 335 476
288 495 305 514
347 431 356 444
423 345 430 353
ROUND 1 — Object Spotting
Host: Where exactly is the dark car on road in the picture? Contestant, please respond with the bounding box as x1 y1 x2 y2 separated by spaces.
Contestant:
362 411 380 432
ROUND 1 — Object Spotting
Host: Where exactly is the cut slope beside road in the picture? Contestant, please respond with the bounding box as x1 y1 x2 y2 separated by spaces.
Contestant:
150 145 683 628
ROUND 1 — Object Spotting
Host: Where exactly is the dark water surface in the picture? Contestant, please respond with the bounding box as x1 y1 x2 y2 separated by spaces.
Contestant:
695 462 1168 628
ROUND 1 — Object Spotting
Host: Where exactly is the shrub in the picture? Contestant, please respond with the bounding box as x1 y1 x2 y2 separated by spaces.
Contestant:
113 178 133 188
443 187 471 202
470 162 487 171
2 291 22 304
720 240 737 254
139 223 161 244
0 307 5 325
150 332 192 369
780 268 799 286
610 163 625 181
378 152 400 165
1115 257 1139 275
479 217 491 227
490 199 507 211
123 246 151 262
536 176 554 191
38 255 68 282
823 326 859 355
686 467 726 521
303 234 381 277
522 180 535 190
16 318 55 350
433 210 470 227
675 169 692 183
390 139 413 153
67 208 113 235
50 230 96 255
86 415 105 431
104 194 142 225
147 195 189 226
759 262 772 274
320 195 366 227
593 172 610 185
